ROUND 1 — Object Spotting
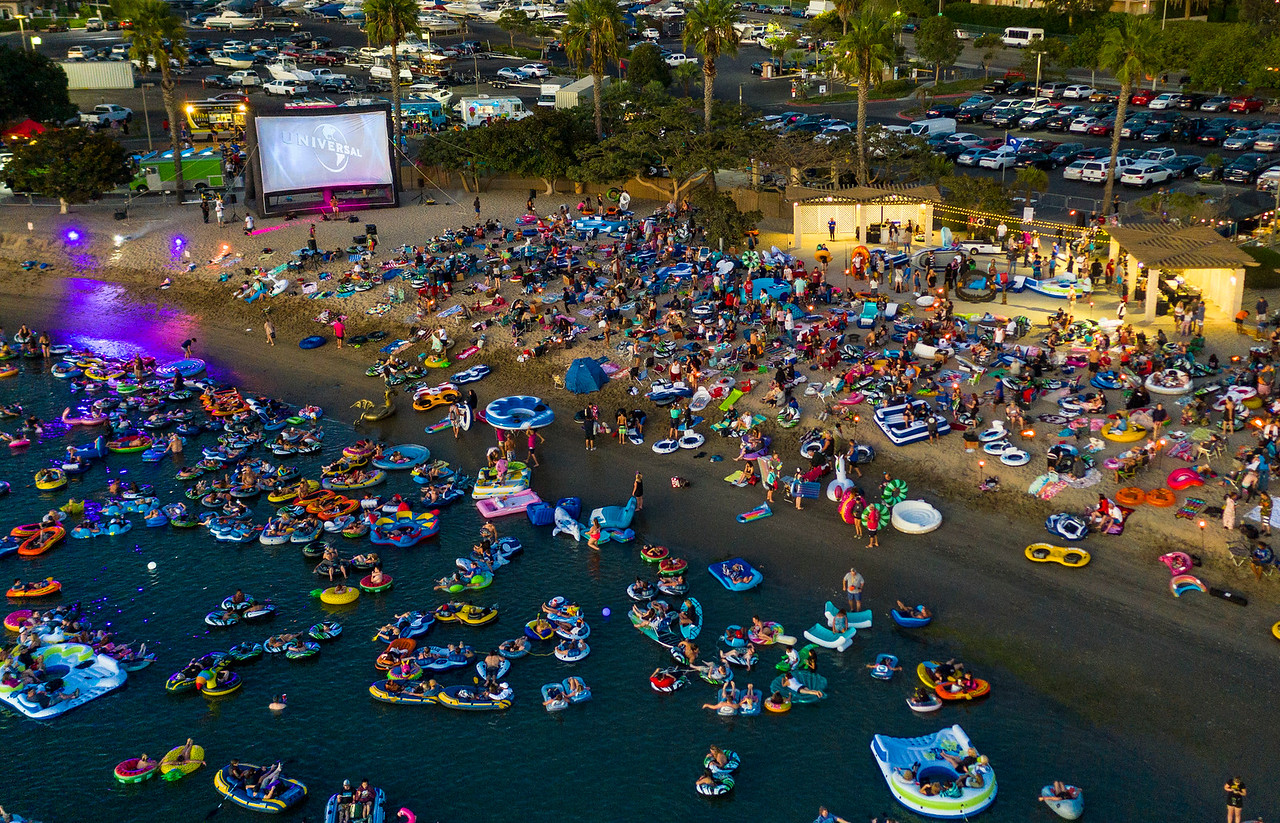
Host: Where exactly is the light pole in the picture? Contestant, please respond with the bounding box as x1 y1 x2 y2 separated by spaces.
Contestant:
1034 51 1042 101
16 14 28 52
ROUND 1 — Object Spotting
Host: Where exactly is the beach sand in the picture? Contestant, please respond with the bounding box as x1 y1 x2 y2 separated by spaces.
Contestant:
1 193 1277 810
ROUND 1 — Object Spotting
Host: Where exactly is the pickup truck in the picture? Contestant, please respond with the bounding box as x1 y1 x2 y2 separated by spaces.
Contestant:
309 67 348 83
80 104 133 127
260 17 299 30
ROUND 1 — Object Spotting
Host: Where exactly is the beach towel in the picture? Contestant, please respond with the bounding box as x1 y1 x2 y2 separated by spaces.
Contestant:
1037 480 1070 500
1244 496 1280 528
1104 504 1134 535
1167 440 1197 462
437 305 464 319
1175 497 1207 520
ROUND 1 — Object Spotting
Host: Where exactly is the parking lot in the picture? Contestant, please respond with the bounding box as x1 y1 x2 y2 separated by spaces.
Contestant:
14 10 1279 217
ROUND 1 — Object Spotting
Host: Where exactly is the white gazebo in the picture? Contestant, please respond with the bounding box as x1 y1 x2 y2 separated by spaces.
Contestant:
792 186 939 249
1107 225 1256 323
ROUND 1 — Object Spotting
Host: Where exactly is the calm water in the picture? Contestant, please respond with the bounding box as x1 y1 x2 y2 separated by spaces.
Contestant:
0 324 1216 823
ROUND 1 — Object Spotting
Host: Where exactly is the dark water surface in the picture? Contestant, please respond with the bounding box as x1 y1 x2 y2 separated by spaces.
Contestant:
0 286 1247 823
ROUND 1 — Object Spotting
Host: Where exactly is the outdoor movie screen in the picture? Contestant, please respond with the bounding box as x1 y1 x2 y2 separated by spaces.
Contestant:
254 111 393 195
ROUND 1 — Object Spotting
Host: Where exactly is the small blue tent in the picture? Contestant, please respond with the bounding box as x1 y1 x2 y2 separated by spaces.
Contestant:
565 357 610 394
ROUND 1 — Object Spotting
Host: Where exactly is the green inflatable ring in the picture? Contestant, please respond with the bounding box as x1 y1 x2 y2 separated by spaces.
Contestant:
861 502 889 531
882 479 909 505
606 187 621 202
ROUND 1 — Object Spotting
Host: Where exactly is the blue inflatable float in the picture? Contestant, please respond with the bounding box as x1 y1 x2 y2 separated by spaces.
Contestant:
708 558 763 591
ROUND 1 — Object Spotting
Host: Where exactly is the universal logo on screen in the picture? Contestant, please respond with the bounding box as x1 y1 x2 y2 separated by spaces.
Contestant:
280 123 364 174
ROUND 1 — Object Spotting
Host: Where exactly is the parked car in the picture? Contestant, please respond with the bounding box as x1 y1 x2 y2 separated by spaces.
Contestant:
1089 89 1119 103
925 103 959 118
1194 163 1222 181
664 53 697 67
1197 128 1228 147
944 132 984 147
1147 92 1180 110
203 74 237 89
1174 93 1207 111
956 147 991 167
1014 150 1055 169
1141 122 1173 142
262 78 307 96
1223 130 1259 151
1223 152 1271 183
1017 111 1054 131
978 147 1019 170
1062 159 1090 181
1043 114 1072 132
1080 156 1136 183
1252 130 1280 152
1164 155 1204 177
1200 95 1231 112
1129 89 1156 106
517 62 550 78
1039 82 1071 99
1061 84 1094 99
1068 115 1101 134
1048 142 1085 165
1230 96 1266 113
1086 119 1116 136
1120 161 1175 187
955 106 990 124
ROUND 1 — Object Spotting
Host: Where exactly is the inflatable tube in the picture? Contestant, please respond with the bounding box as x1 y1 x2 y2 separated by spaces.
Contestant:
891 500 942 534
1167 468 1203 491
1024 543 1090 567
1170 574 1206 597
1115 487 1146 507
999 449 1030 467
1102 422 1147 442
651 439 678 454
1046 513 1089 542
319 585 359 605
1041 785 1084 820
483 395 554 430
299 336 326 349
1146 488 1176 507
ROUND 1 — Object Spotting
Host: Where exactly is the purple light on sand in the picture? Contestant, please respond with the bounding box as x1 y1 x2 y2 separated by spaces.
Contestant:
64 228 84 244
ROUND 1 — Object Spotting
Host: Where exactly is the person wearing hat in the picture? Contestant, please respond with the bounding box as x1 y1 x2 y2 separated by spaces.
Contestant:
335 779 355 822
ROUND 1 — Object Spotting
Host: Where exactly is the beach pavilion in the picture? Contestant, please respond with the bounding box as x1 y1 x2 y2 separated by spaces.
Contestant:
791 186 940 249
1106 224 1257 323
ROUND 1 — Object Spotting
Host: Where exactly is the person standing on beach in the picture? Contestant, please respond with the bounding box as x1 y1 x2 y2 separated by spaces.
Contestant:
633 472 644 511
181 338 195 358
200 199 210 224
264 318 275 347
474 196 481 217
526 429 544 467
843 568 863 612
448 403 463 439
214 197 225 228
333 318 345 348
583 407 596 451
1224 777 1246 823
765 455 780 504
1222 493 1237 531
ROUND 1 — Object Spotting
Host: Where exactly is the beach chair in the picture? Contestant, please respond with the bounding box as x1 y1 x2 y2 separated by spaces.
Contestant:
1113 463 1137 484
1226 539 1253 567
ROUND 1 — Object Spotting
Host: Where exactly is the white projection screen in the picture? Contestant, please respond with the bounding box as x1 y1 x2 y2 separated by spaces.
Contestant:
255 111 393 194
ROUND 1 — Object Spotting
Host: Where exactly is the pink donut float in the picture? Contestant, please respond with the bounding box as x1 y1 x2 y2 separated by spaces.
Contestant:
1167 467 1204 491
838 392 865 406
838 493 861 525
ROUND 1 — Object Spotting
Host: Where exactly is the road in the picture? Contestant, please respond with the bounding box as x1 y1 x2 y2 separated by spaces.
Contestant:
6 14 1266 219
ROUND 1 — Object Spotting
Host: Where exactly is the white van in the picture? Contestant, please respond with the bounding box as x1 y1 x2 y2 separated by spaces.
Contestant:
908 117 956 137
1002 27 1044 48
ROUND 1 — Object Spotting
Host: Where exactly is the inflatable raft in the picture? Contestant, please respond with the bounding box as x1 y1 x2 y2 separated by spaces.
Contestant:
870 724 997 819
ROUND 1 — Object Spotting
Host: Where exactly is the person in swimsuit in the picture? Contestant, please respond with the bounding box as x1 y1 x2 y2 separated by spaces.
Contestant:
1225 777 1246 823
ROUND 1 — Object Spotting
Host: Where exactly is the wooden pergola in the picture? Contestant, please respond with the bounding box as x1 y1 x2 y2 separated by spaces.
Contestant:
1107 224 1257 322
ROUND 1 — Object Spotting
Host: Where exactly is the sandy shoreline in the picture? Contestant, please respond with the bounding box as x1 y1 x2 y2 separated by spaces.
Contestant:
1 194 1278 811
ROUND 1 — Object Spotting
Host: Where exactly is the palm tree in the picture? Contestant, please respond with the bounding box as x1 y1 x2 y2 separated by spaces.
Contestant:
672 61 701 97
1098 15 1161 211
1014 166 1049 209
684 0 740 129
364 0 421 145
836 7 894 185
832 0 858 36
116 0 186 197
564 0 623 140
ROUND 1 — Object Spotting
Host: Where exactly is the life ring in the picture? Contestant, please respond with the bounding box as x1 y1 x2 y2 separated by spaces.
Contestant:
861 502 889 531
652 439 678 454
881 479 908 505
1146 488 1176 507
606 187 621 202
1115 487 1146 506
641 544 669 562
299 336 326 350
678 432 705 449
851 245 870 269
999 449 1030 466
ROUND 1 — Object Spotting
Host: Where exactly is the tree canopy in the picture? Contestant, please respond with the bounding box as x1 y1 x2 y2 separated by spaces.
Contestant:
5 127 134 212
625 43 672 88
0 46 75 126
914 17 962 80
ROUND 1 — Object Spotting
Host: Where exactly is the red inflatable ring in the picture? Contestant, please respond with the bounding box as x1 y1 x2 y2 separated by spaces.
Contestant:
1167 468 1204 491
1115 487 1147 507
1146 488 1177 507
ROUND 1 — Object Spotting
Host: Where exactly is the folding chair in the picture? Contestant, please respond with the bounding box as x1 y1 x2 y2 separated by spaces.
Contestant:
1226 540 1252 568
